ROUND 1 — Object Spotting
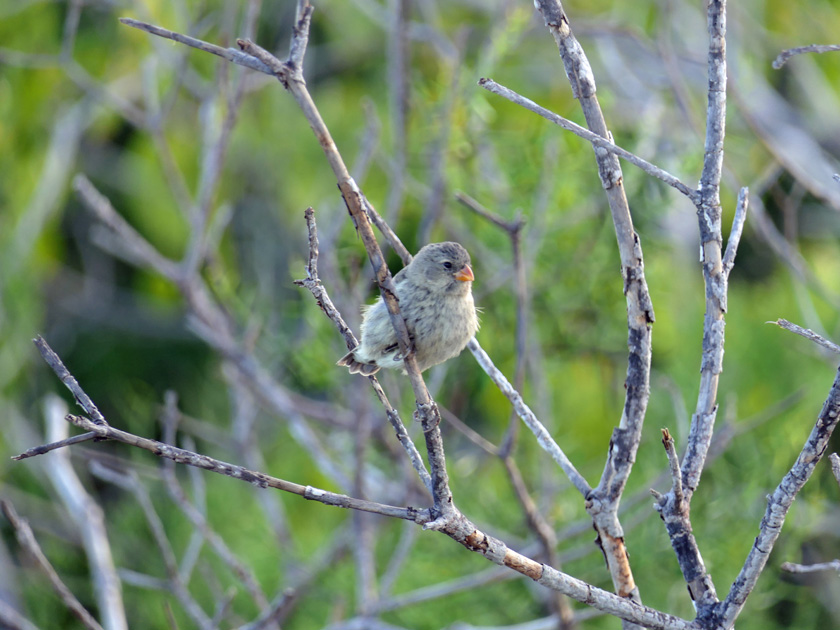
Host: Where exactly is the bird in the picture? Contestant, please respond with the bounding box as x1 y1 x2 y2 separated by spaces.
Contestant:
337 241 479 375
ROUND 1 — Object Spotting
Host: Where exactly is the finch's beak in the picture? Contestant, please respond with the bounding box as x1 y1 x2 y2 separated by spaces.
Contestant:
454 264 474 282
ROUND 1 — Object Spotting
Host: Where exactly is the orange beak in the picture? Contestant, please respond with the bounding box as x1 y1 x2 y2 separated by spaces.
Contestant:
454 264 474 282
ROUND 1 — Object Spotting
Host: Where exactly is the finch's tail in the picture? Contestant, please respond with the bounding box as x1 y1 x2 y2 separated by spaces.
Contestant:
336 350 380 375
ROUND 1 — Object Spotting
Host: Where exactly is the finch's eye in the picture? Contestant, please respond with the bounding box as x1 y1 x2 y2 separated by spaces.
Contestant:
443 261 453 269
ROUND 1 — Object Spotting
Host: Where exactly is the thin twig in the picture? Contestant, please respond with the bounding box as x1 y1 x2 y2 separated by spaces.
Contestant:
718 365 840 627
89 462 214 629
722 187 749 276
467 339 590 497
33 335 108 425
0 599 40 630
438 406 498 456
780 559 840 574
770 319 840 354
119 18 273 74
1 500 106 630
652 428 714 608
294 207 360 348
830 453 840 487
27 339 428 522
42 396 128 630
478 78 697 202
293 207 432 492
772 44 840 69
660 429 683 506
453 191 528 457
454 191 524 234
65 411 429 521
12 430 98 460
364 198 412 265
73 174 181 281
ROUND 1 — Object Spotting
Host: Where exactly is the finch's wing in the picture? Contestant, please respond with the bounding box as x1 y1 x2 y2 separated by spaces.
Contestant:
382 332 415 360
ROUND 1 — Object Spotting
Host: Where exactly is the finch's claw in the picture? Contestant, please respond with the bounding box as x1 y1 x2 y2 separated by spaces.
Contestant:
392 337 416 362
414 403 441 432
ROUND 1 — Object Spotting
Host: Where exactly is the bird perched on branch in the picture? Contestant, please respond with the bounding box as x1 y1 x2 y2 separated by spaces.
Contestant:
337 241 479 375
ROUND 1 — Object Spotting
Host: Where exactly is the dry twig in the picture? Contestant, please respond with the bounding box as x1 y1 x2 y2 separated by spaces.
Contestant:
772 44 840 69
1 501 105 630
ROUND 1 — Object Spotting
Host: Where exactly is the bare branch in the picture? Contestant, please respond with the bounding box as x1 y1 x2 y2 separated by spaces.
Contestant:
657 3 732 617
770 319 840 354
288 1 313 69
293 207 432 493
1 500 105 630
718 365 840 627
781 559 840 574
33 335 108 425
42 396 128 630
772 44 840 69
26 342 696 628
698 1 727 201
294 207 361 350
830 453 840 487
0 600 40 630
454 191 525 234
468 339 590 496
531 1 657 615
680 0 729 504
478 78 697 201
364 198 412 265
66 411 428 521
722 187 749 276
653 429 717 612
12 430 98 460
119 18 272 75
89 463 214 629
660 429 683 506
25 337 428 521
73 174 181 281
229 13 455 517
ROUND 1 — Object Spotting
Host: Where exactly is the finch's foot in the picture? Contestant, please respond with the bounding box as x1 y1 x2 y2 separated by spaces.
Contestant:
414 403 441 432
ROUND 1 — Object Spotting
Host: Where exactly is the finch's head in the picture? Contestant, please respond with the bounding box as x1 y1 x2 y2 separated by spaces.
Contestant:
412 242 474 292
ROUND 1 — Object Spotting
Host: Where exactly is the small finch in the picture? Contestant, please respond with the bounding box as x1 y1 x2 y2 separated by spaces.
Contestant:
337 241 479 375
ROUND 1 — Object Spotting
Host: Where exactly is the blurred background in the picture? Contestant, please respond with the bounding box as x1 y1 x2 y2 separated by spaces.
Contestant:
2 0 840 628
